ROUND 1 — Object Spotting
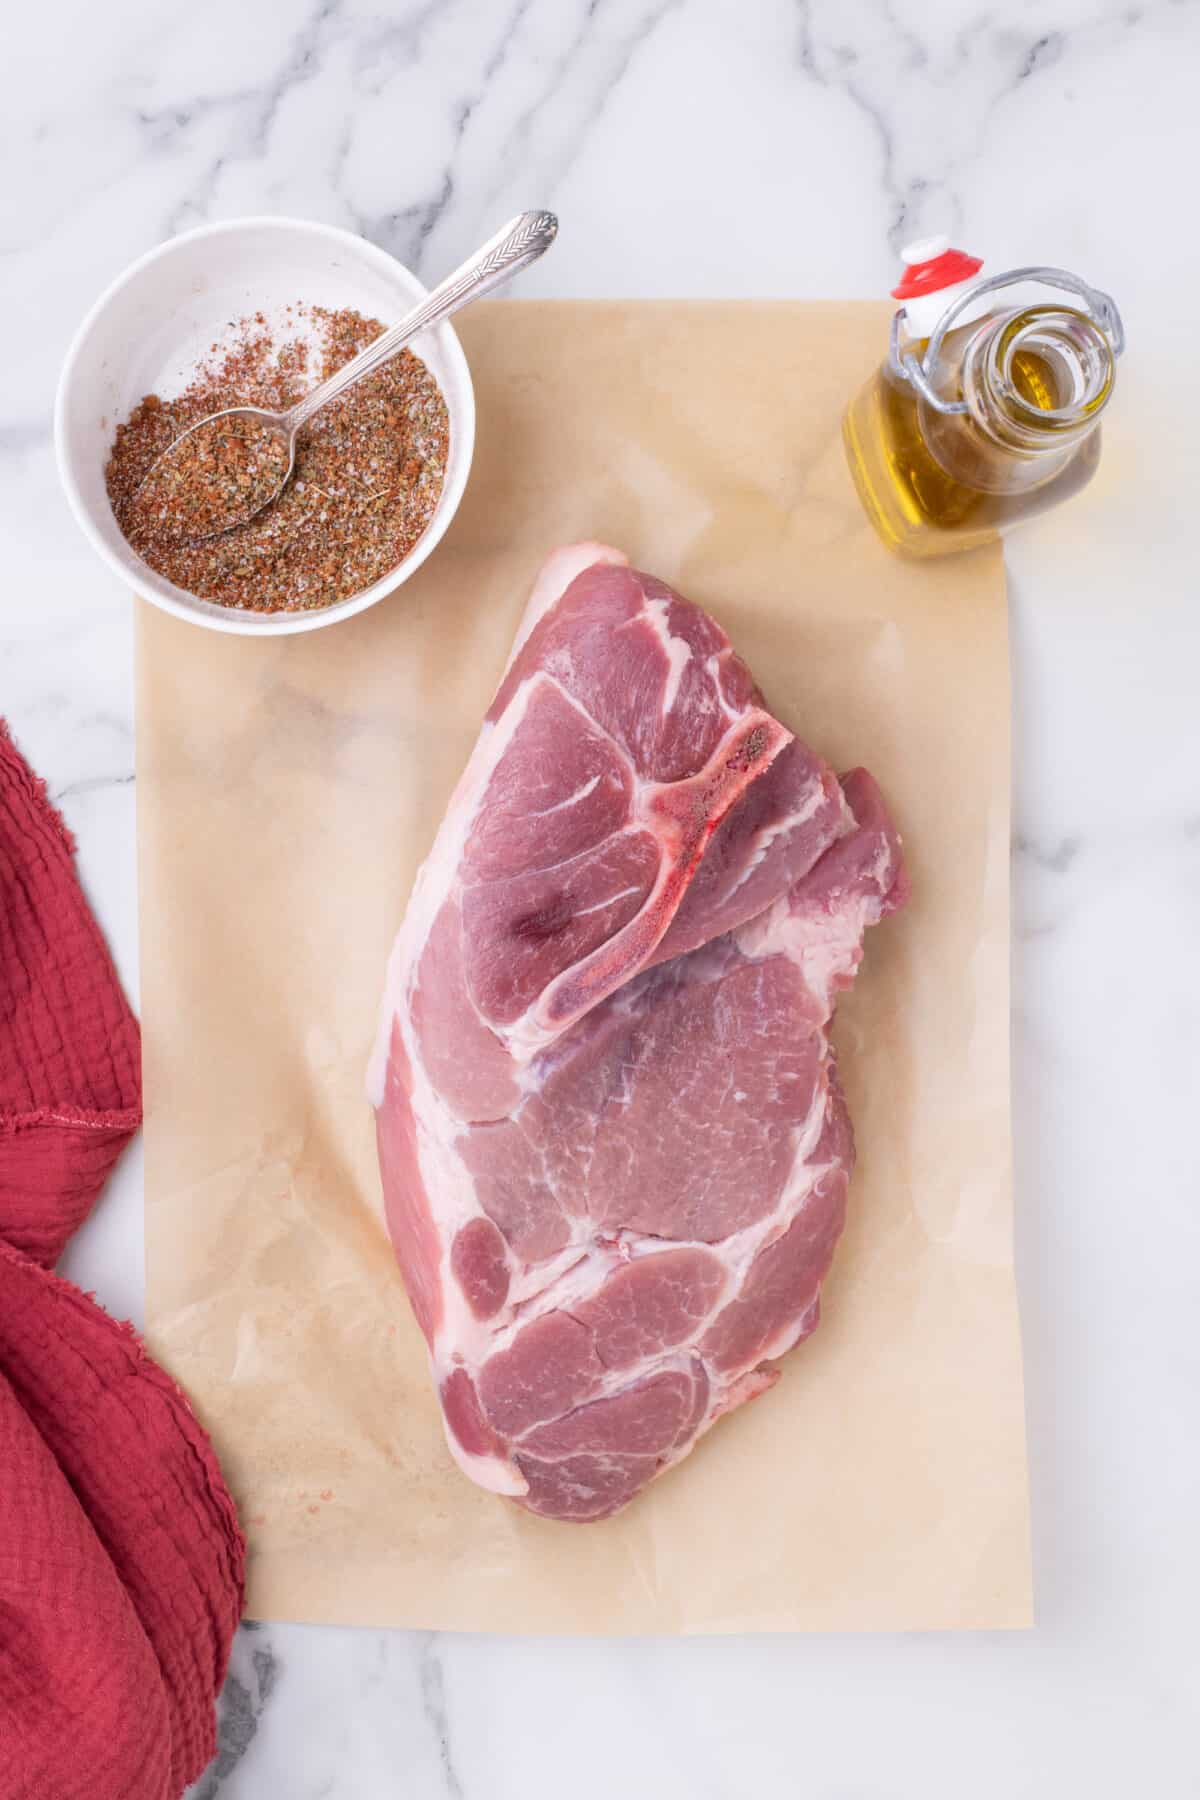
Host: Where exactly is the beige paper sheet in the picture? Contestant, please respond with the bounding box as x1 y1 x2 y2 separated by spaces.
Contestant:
137 301 1030 1634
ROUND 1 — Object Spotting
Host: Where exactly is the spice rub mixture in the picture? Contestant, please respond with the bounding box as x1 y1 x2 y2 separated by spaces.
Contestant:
127 411 292 546
106 307 449 613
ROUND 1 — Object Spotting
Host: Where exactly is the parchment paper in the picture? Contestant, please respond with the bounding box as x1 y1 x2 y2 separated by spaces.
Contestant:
137 301 1031 1633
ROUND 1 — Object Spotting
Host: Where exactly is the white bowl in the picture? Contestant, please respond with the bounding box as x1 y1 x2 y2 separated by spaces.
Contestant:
55 217 475 636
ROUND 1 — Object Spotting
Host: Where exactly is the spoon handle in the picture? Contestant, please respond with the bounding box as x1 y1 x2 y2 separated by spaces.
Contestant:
287 210 558 430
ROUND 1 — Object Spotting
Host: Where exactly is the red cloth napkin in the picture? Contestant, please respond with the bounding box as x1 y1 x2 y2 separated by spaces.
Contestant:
0 723 244 1800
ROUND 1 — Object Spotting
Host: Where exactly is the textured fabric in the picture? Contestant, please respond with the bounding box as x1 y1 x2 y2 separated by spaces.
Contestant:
0 722 244 1800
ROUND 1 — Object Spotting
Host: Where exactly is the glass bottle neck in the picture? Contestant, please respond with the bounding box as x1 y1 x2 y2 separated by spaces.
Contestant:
961 304 1115 455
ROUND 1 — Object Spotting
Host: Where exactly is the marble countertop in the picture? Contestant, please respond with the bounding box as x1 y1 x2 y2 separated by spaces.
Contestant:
5 2 1199 1795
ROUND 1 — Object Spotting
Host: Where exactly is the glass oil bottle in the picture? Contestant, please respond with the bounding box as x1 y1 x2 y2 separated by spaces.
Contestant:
843 236 1125 557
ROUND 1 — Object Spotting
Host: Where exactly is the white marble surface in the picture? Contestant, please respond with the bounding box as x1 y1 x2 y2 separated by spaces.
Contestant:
4 1 1199 1794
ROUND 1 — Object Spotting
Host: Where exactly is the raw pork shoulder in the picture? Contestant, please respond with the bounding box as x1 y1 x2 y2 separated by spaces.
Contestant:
370 544 907 1521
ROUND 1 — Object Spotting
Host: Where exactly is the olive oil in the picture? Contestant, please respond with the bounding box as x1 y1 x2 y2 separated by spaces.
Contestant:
843 241 1121 558
1010 347 1059 412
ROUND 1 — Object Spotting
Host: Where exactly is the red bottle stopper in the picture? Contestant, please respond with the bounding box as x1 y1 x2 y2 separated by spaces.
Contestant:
891 234 985 338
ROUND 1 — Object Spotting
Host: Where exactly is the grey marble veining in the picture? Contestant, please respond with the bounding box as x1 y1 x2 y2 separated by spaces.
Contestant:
189 1625 280 1800
3 0 1198 1795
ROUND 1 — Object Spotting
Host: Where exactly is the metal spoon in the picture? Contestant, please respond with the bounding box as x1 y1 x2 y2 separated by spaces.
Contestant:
133 209 558 544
